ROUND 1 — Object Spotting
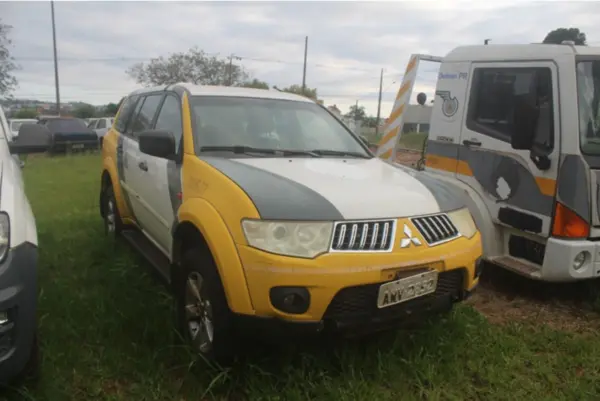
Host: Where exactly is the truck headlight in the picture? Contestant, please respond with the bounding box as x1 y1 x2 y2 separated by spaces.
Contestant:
241 220 333 258
0 213 9 262
448 208 477 239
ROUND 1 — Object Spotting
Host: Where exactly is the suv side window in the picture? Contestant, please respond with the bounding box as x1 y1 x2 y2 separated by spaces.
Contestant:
154 94 183 149
114 95 140 133
467 67 554 150
97 119 106 129
130 94 163 139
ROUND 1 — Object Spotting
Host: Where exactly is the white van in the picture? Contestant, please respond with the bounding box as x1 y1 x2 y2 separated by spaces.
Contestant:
0 106 52 384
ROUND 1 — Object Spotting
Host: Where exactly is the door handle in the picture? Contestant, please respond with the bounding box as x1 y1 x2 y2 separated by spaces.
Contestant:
462 139 482 147
138 161 148 172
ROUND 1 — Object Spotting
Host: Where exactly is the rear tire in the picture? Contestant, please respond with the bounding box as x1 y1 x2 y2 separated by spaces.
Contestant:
174 248 237 366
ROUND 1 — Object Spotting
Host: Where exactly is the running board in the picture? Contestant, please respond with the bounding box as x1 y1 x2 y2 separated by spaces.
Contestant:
121 229 172 287
488 255 542 280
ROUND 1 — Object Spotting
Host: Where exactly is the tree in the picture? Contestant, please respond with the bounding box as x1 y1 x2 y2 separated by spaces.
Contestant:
0 19 18 96
239 78 270 90
274 84 318 100
14 108 37 119
543 28 587 45
126 47 250 87
73 104 96 119
104 102 119 116
362 116 380 128
345 104 367 121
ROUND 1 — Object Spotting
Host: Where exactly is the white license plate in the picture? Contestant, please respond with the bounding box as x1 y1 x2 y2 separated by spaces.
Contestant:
377 270 438 309
71 144 84 149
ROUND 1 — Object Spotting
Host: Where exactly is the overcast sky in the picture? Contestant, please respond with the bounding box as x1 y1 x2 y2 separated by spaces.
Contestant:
3 0 600 116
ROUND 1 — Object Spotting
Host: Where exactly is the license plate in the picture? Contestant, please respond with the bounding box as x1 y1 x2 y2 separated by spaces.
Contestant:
377 270 438 309
71 144 84 149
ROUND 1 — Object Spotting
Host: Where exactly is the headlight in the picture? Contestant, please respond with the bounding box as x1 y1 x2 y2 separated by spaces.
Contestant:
0 213 9 262
448 208 477 239
241 220 333 258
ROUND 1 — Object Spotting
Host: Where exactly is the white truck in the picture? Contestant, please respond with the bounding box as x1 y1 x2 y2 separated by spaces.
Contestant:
378 42 600 283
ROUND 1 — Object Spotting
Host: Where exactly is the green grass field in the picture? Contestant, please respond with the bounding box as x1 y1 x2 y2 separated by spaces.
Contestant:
5 154 600 400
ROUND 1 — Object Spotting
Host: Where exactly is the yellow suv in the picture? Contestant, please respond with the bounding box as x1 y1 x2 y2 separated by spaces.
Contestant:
99 83 483 362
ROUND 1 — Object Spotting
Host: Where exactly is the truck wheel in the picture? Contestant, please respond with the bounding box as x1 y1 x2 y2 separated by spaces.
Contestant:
103 184 123 237
175 248 236 365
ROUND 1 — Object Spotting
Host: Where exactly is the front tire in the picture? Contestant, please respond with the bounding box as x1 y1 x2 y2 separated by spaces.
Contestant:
103 184 123 237
175 248 236 365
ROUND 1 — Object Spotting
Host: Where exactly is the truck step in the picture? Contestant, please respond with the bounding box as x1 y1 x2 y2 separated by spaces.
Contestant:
489 255 542 280
121 229 171 287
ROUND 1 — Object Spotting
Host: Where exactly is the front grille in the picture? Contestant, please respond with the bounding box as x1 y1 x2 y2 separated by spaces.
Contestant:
411 214 459 245
330 220 395 252
323 268 465 322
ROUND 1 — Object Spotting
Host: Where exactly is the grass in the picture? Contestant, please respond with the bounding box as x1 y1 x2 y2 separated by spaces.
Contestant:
4 154 600 400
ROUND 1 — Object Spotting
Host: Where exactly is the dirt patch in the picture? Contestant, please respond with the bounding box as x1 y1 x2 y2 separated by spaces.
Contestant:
395 149 422 168
467 264 600 333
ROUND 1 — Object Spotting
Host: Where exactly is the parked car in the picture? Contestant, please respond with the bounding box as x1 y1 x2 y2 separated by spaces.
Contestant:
99 84 483 364
9 119 38 139
37 117 99 153
0 109 53 384
87 117 114 146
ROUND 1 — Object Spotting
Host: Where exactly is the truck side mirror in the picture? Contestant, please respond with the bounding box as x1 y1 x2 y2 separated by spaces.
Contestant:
8 123 52 155
511 96 539 150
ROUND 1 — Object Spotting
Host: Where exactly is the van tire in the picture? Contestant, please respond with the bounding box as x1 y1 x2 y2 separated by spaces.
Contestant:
175 248 237 366
103 184 123 237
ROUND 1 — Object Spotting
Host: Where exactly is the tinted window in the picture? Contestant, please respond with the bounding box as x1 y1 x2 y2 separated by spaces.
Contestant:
154 95 183 148
467 67 554 150
130 94 163 137
190 96 368 156
47 119 89 132
97 119 106 129
114 95 139 132
87 120 98 129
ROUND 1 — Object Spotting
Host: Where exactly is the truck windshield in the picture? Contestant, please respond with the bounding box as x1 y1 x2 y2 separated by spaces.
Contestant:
577 60 600 155
189 96 369 157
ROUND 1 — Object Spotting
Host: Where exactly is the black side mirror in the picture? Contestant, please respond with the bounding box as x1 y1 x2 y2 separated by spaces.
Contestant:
139 130 176 160
511 95 539 150
8 123 52 155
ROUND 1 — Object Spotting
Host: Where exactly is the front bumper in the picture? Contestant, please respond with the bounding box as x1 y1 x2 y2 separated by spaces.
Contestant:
541 237 600 281
0 242 38 385
234 234 482 333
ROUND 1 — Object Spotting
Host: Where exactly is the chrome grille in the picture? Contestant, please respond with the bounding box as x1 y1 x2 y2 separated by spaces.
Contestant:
411 214 459 245
330 220 395 252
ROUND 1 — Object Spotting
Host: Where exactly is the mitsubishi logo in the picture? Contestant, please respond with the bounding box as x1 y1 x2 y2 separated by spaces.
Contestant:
400 224 422 248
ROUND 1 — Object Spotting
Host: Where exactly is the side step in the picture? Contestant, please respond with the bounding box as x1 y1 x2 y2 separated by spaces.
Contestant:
488 255 542 280
121 229 172 288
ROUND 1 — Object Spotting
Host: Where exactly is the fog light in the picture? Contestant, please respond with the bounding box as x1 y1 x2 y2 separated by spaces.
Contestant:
270 287 310 314
573 252 589 271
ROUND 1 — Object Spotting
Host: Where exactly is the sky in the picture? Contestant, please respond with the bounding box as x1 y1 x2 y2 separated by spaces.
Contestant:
3 0 600 117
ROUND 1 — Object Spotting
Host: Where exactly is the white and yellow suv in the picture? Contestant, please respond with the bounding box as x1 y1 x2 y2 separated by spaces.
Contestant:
99 83 483 362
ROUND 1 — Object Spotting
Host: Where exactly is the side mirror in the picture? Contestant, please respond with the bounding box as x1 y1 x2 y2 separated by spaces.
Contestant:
139 130 176 160
8 123 51 155
511 96 539 150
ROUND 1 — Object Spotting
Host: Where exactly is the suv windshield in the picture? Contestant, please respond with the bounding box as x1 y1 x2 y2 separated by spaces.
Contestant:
577 60 600 155
189 96 369 157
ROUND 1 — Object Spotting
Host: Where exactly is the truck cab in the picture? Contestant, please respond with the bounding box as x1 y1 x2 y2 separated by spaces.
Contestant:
381 43 600 282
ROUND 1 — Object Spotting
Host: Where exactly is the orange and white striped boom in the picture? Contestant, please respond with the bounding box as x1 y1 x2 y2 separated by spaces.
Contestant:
376 54 443 162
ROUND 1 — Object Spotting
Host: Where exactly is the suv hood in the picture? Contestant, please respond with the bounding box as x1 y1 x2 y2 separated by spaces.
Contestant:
201 156 464 220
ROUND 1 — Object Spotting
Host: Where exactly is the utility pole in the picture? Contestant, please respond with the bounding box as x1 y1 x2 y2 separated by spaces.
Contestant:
375 68 384 137
301 36 308 94
51 0 61 115
228 54 234 86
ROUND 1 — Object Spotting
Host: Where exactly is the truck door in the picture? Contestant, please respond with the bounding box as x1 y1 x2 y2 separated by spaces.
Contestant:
457 61 560 237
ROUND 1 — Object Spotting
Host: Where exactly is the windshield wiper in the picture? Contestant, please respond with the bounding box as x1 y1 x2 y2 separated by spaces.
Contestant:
310 149 371 159
199 145 321 157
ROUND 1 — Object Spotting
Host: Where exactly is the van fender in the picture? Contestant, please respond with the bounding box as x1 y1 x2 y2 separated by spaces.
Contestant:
423 171 502 258
176 198 254 315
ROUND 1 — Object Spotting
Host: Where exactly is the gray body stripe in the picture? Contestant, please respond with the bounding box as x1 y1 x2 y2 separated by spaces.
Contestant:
166 160 183 217
200 156 345 221
557 154 590 223
427 140 554 216
116 134 136 216
384 160 464 212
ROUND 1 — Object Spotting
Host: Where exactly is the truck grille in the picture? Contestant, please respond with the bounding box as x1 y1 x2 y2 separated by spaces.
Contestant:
411 214 459 245
330 220 396 252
